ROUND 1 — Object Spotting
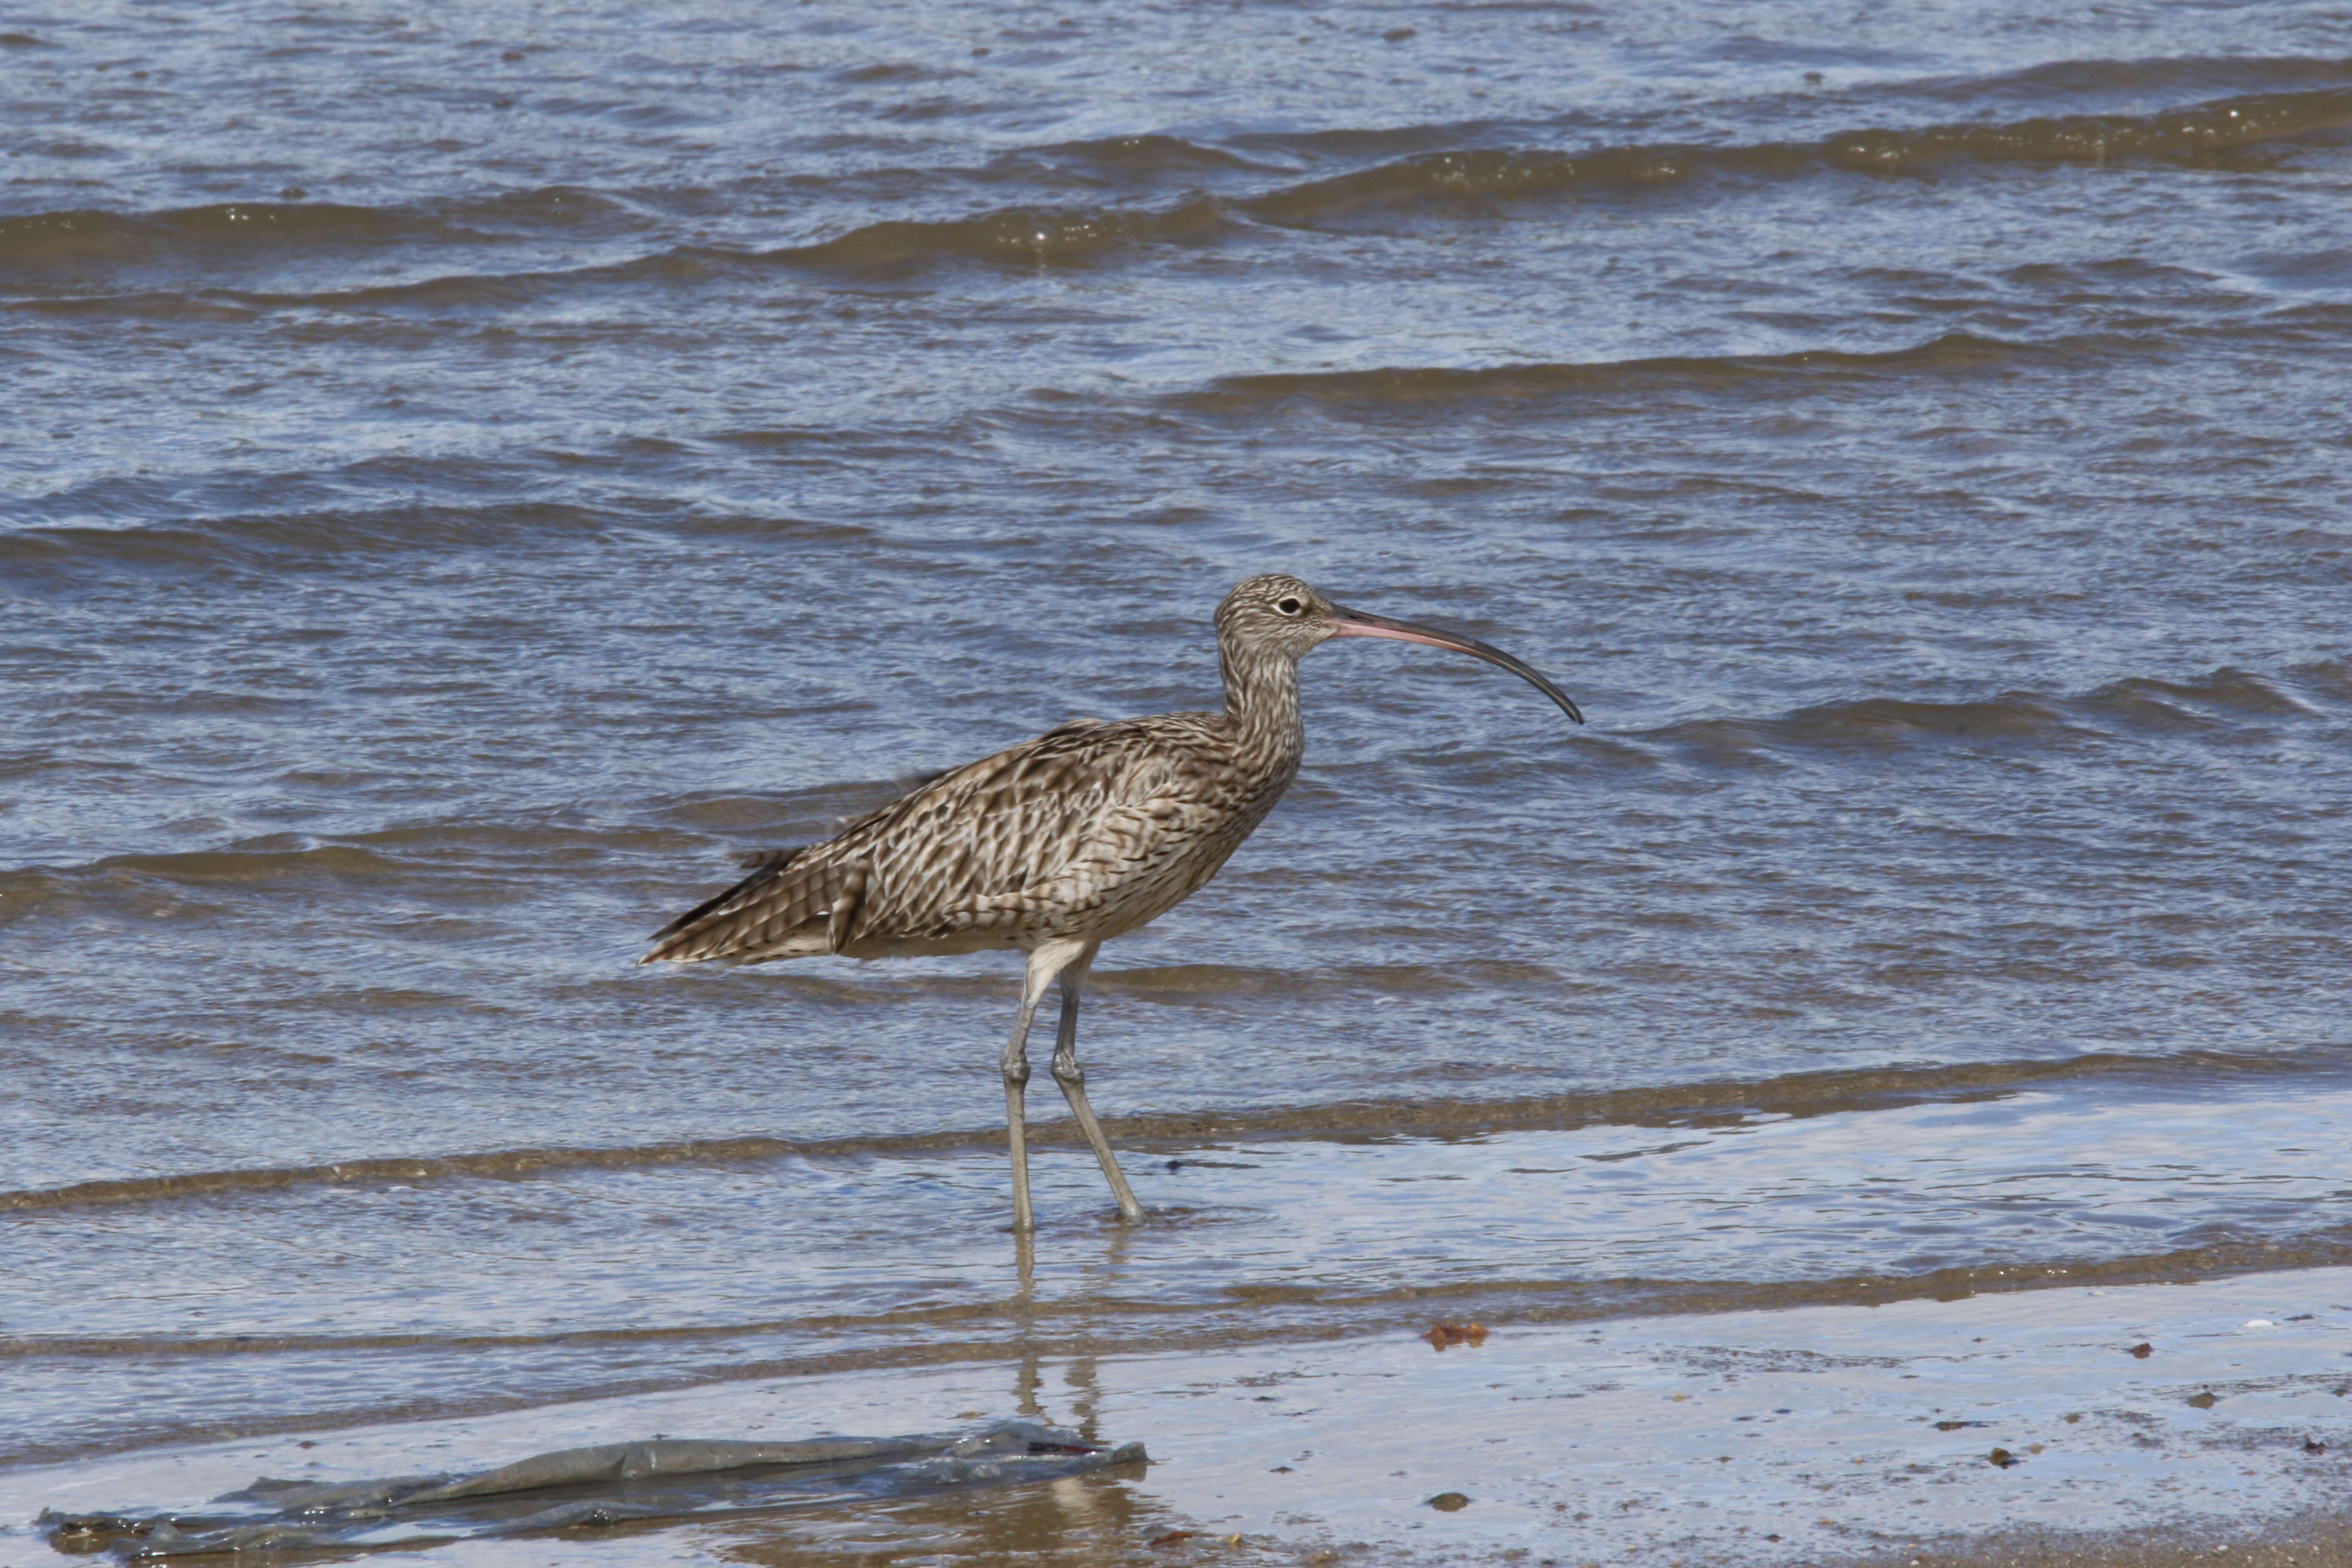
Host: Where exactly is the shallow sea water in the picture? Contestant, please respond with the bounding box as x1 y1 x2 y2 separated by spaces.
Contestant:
3 0 2350 1559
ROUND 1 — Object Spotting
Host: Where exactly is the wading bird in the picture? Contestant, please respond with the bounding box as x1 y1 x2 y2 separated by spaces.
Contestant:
643 574 1580 1231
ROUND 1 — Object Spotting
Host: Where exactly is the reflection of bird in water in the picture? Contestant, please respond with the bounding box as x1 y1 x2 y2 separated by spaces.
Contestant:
643 573 1582 1232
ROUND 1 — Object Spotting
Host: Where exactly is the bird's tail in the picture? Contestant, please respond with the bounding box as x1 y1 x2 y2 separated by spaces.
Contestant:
643 845 862 963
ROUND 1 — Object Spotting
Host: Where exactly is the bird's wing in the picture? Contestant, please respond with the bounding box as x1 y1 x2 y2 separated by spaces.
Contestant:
643 715 1221 963
855 722 1234 945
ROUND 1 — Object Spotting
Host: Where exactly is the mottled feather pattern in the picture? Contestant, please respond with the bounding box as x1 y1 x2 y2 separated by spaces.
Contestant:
643 708 1301 965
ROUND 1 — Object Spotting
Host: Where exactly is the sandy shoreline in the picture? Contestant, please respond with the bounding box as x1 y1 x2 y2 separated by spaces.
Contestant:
9 1266 2347 1566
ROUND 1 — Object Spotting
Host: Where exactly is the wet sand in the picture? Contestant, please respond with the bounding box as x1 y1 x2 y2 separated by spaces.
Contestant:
1844 1519 2352 1568
11 1267 2346 1566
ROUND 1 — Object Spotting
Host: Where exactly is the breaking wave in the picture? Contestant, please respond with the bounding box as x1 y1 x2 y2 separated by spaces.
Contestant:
3 85 2341 302
1182 332 2094 411
1241 85 2352 224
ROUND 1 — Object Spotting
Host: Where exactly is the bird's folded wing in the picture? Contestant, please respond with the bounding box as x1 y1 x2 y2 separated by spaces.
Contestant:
643 713 1228 960
942 791 1224 934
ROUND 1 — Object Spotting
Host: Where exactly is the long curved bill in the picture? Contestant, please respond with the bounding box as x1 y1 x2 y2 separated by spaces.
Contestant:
1326 605 1584 724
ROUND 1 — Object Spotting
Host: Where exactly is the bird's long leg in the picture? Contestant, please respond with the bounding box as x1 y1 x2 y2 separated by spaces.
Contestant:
1004 937 1089 1234
1000 975 1046 1235
1049 940 1146 1224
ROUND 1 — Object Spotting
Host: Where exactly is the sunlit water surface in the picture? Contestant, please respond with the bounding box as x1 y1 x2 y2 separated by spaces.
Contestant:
3 0 2349 1553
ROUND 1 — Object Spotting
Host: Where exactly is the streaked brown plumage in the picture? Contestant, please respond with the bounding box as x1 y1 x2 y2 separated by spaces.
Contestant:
643 573 1581 1232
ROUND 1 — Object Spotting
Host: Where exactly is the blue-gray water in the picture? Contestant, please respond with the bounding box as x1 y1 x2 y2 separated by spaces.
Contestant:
3 0 2349 1538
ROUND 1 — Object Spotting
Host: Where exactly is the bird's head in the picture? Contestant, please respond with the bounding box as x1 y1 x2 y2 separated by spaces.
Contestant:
1215 573 1341 659
1215 573 1583 723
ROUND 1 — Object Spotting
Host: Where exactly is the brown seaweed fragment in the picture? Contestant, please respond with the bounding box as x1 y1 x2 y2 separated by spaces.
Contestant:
1423 1321 1488 1351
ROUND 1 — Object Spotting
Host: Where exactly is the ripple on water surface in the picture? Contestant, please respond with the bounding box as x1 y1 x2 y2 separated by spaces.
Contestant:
4 0 2351 1554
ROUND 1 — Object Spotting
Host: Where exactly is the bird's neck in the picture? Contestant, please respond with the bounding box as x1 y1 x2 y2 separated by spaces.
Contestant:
1218 642 1305 772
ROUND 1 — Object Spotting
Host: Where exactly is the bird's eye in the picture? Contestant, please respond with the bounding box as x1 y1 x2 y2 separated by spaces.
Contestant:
1276 597 1303 616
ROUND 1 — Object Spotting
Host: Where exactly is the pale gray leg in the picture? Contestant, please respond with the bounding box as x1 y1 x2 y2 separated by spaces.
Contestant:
1049 940 1145 1224
1003 938 1089 1234
1000 983 1045 1235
